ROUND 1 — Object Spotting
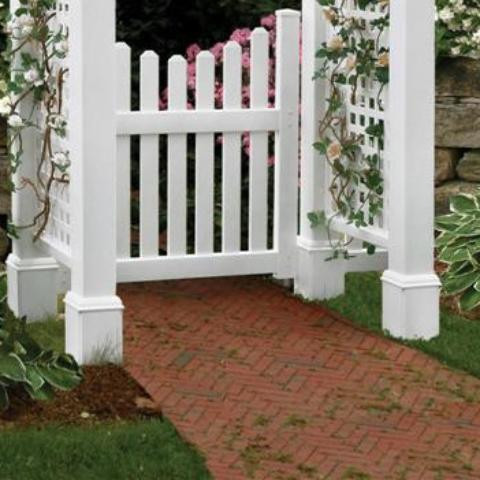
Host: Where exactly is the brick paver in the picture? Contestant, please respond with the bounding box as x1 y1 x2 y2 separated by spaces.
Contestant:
121 277 480 480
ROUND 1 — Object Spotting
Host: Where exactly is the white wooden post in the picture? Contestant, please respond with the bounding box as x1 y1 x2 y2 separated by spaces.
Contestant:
381 0 440 340
6 0 59 322
295 0 346 299
274 9 300 280
65 0 124 364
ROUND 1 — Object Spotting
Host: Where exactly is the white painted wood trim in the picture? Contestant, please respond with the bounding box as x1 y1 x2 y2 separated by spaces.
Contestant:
117 251 279 283
117 109 280 136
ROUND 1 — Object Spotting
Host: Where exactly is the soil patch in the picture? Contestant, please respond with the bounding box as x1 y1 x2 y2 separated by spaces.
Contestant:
0 365 162 429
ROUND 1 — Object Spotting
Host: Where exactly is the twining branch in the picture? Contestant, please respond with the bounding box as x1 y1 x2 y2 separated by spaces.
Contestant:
0 0 69 241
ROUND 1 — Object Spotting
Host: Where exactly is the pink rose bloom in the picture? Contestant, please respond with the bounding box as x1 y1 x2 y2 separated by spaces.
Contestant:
242 86 250 108
187 63 196 90
214 83 224 108
186 43 201 62
230 28 252 47
261 15 276 30
268 155 275 167
242 51 251 69
210 42 225 63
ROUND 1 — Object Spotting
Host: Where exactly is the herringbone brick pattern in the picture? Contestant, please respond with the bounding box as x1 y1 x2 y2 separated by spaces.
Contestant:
121 277 480 480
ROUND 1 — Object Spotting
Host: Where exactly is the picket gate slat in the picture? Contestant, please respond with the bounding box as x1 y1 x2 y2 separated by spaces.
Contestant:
167 56 188 256
222 41 243 253
249 28 270 252
140 51 160 257
195 52 215 254
116 42 132 259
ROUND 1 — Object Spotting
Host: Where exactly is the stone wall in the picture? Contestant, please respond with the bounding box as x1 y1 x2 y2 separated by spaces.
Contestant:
435 58 480 214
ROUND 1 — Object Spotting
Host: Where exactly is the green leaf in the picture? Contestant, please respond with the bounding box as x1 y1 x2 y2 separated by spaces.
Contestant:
459 287 480 312
439 247 471 264
36 365 83 391
308 211 327 229
0 353 26 382
443 271 480 296
435 214 463 232
24 382 55 402
25 365 45 391
450 194 478 214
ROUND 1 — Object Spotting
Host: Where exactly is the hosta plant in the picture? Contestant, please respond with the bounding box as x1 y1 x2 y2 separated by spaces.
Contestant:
436 192 480 312
0 273 83 411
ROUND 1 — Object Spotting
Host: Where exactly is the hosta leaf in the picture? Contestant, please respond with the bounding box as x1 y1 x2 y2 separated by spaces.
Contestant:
450 194 478 214
475 281 480 293
24 382 55 402
0 384 9 412
450 261 474 275
36 365 83 391
0 353 26 382
438 247 470 264
436 214 464 232
25 365 44 391
436 232 457 248
459 287 480 312
453 221 480 237
443 271 480 296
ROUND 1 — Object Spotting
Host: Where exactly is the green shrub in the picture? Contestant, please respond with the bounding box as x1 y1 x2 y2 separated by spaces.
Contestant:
0 273 83 411
436 192 480 312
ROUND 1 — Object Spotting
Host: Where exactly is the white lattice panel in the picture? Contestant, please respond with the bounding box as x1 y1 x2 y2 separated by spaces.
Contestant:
326 0 389 233
37 1 71 258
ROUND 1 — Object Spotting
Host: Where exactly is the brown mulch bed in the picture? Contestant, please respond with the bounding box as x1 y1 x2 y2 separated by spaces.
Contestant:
0 365 162 430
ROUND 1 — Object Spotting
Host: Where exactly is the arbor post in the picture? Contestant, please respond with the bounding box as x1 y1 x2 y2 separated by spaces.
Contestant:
381 0 440 340
6 0 59 322
65 0 124 364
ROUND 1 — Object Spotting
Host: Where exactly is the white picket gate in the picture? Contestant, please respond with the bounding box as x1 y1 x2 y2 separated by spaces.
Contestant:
7 0 440 365
115 10 300 283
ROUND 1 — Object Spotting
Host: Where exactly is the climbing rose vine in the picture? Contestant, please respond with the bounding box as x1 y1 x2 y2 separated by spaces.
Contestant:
0 0 69 240
308 0 389 260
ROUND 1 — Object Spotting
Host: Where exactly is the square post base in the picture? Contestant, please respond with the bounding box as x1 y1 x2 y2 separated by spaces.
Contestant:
382 270 441 340
6 254 59 322
294 240 346 301
65 292 124 366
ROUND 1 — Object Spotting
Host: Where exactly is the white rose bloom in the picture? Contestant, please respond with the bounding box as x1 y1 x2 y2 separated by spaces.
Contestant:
327 35 344 51
474 30 480 46
24 68 43 87
0 96 11 116
56 40 69 55
8 114 24 128
439 7 454 23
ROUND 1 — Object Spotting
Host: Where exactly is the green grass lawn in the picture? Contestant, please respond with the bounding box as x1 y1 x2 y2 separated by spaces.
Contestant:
0 320 212 480
0 419 211 480
325 272 480 379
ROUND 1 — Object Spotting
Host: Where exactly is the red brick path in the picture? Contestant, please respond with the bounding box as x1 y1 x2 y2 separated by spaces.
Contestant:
121 277 480 480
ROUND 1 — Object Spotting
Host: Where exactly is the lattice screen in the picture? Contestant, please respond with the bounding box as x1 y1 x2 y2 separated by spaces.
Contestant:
326 0 389 232
37 1 71 257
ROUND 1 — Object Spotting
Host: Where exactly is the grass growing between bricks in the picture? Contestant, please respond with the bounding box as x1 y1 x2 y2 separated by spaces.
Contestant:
324 272 480 379
0 420 212 480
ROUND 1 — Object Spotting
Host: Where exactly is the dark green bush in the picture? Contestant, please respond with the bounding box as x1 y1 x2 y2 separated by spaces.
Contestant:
117 0 301 61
